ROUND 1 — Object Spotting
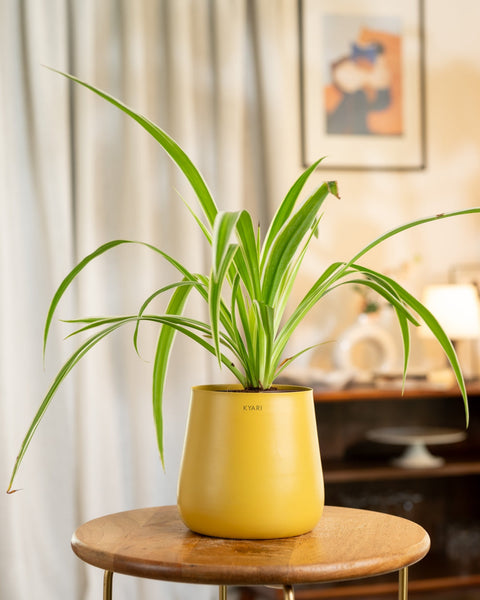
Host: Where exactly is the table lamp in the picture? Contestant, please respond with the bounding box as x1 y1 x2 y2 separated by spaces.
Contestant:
421 283 480 379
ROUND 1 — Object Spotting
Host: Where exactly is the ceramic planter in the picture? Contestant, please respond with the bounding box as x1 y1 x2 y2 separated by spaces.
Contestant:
177 384 324 539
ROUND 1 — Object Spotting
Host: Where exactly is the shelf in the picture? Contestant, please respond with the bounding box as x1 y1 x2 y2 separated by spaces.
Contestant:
292 573 480 598
292 552 480 598
313 381 480 403
323 456 480 483
240 569 480 600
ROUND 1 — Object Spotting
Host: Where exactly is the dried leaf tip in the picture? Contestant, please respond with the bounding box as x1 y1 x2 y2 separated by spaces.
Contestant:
327 181 340 198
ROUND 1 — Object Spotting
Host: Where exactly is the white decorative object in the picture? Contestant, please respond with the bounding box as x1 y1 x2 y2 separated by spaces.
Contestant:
334 313 397 382
367 426 466 469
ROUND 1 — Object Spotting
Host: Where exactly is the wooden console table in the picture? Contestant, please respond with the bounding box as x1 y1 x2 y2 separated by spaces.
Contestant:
71 505 430 600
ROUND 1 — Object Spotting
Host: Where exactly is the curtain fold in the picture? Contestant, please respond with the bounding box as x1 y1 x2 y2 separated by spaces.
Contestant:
1 1 293 599
0 1 80 598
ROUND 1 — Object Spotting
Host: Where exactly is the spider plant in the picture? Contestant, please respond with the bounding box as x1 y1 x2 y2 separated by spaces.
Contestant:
7 69 480 493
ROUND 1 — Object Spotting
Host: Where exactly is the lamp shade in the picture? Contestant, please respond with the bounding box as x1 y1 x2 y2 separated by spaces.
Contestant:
421 284 480 340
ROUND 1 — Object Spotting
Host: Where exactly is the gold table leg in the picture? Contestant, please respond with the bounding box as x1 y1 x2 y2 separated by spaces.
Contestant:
398 567 408 600
283 585 295 600
103 570 113 600
219 585 227 600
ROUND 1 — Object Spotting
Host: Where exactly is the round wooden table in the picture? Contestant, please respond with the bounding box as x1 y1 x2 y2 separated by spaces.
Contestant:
71 505 430 600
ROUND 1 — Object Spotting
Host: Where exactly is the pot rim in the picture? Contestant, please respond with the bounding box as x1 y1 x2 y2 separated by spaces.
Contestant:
192 383 313 393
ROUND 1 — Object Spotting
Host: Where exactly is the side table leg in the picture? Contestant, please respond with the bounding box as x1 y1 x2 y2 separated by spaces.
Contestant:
398 567 408 600
219 585 227 600
103 570 113 600
283 585 295 600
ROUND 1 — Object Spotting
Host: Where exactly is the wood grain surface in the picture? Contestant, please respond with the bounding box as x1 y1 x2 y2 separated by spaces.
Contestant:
71 505 430 585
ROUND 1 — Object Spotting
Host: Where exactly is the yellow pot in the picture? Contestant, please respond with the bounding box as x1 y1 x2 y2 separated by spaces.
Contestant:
177 384 324 539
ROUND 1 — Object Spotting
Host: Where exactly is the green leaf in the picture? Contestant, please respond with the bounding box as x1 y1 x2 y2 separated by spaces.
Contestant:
253 300 274 385
209 212 241 362
272 213 324 332
395 307 411 393
337 274 415 390
152 283 193 468
353 270 470 423
274 341 330 380
212 211 241 277
209 243 238 363
347 208 480 269
262 181 337 305
44 240 127 357
132 279 206 356
261 158 326 270
235 210 261 299
178 192 213 244
8 318 134 493
407 293 468 424
229 275 254 383
43 239 201 358
231 282 257 384
340 277 418 326
47 67 218 227
273 261 345 366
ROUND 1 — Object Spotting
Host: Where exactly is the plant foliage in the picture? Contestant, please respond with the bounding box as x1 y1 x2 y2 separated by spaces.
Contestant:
7 69 480 492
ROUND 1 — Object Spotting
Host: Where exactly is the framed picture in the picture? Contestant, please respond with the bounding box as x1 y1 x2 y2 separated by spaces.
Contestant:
300 0 426 171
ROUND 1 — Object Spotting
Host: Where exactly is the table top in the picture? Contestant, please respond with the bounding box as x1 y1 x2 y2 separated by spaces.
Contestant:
71 505 430 586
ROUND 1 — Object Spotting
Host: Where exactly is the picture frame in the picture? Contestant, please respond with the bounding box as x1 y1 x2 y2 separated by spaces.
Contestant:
299 0 426 171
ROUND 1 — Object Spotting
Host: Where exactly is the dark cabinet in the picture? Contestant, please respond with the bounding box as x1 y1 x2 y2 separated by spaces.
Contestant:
313 382 480 599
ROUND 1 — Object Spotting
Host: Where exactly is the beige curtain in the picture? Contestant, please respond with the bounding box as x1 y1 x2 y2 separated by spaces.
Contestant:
0 1 301 598
0 0 80 598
